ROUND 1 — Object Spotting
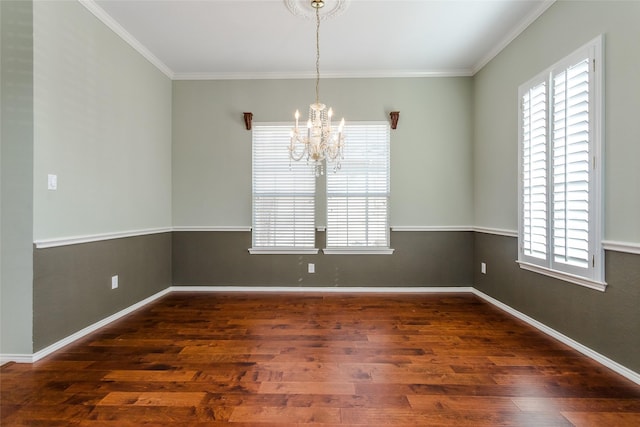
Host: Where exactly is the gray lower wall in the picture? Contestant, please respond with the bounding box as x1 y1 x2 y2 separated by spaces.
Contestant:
27 229 640 378
473 232 640 373
33 233 172 352
172 231 474 287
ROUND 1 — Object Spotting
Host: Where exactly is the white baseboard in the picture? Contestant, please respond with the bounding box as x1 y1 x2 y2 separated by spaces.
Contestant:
471 288 640 385
33 287 172 363
170 285 474 294
3 285 638 387
0 288 171 365
0 354 34 365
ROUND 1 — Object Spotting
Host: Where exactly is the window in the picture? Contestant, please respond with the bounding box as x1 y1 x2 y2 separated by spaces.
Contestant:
250 122 392 255
325 122 393 254
518 36 604 290
250 124 317 254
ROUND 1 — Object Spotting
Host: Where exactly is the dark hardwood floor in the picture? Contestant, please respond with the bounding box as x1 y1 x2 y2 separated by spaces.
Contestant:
2 292 640 426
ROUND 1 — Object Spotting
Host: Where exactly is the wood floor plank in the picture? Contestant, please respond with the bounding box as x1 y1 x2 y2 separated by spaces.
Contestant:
102 370 198 382
258 381 356 395
407 395 520 411
2 292 639 426
340 407 574 426
97 391 206 406
512 396 640 412
562 411 640 426
228 406 342 423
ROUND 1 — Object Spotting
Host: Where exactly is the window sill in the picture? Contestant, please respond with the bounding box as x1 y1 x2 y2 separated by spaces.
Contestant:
516 260 607 292
248 248 319 255
323 248 395 255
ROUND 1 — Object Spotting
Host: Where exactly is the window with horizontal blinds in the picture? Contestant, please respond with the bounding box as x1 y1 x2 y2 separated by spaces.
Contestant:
522 80 548 261
252 124 315 249
517 35 604 290
326 123 390 248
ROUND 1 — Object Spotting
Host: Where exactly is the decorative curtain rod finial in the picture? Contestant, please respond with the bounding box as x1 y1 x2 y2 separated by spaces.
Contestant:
243 112 253 130
390 111 400 130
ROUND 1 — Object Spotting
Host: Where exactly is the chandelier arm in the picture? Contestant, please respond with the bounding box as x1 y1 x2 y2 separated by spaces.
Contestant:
289 135 308 161
289 147 307 162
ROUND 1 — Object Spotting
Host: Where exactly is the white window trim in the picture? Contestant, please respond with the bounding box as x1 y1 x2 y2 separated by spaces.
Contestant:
325 121 393 253
248 247 319 255
517 261 606 292
323 248 395 255
250 122 394 255
517 35 605 291
251 122 317 253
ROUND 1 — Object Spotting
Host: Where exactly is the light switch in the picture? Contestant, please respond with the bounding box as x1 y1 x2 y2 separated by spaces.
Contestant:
47 174 58 190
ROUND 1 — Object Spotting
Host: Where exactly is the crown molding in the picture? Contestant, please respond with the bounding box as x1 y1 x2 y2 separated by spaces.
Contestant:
173 69 474 81
77 0 554 81
78 0 174 79
471 0 556 75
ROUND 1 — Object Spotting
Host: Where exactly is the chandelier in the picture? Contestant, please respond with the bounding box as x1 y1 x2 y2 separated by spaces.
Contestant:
289 0 345 177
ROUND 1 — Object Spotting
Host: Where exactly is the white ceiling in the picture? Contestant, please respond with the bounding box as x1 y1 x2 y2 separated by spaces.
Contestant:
88 0 553 79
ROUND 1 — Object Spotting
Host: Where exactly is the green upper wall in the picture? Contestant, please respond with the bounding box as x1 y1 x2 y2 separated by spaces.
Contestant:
172 77 474 228
33 0 172 241
473 0 640 244
30 0 640 245
1 0 35 356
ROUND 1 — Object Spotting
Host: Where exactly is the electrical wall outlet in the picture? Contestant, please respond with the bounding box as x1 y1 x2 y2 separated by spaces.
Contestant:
481 262 487 274
308 263 315 273
111 275 119 289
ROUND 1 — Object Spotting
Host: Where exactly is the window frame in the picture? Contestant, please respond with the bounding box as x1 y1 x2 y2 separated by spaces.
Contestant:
249 123 319 255
249 121 393 255
323 121 394 255
517 35 605 291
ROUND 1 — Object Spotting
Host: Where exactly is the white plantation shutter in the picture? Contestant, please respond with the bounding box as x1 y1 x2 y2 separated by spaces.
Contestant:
518 36 604 289
252 125 316 250
552 59 590 269
521 81 548 260
326 123 390 249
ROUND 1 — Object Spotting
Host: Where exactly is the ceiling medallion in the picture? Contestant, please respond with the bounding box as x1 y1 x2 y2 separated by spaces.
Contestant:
284 0 350 20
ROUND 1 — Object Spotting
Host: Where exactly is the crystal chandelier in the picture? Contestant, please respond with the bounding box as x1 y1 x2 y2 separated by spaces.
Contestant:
289 0 345 177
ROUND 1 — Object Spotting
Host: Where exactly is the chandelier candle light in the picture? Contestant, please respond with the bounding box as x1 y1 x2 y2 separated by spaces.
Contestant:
289 0 345 177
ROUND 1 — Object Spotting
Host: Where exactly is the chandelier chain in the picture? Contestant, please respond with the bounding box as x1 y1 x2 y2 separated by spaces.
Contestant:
315 5 320 104
289 0 345 177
